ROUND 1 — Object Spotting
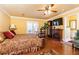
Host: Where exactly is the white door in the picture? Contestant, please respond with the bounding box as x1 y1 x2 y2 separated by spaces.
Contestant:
26 21 38 34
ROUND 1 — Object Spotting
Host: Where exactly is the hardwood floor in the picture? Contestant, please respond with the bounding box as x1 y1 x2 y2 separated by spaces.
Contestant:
42 38 79 55
27 36 79 55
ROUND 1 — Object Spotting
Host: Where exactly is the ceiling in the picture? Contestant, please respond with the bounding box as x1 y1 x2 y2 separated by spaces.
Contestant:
0 4 79 19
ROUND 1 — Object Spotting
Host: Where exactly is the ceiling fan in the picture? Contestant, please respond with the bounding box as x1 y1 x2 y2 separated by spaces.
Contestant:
37 4 57 15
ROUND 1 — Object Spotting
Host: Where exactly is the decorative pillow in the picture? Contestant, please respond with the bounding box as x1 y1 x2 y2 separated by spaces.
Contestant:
0 33 5 42
10 30 16 35
0 37 4 42
9 31 15 36
0 32 5 39
3 31 14 39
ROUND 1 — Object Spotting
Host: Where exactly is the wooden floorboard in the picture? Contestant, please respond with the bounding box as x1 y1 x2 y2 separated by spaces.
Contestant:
43 38 79 55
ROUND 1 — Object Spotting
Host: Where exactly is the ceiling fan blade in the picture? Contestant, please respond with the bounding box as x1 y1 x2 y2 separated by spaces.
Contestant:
51 10 57 12
45 5 49 10
37 4 54 12
50 4 54 7
37 9 45 11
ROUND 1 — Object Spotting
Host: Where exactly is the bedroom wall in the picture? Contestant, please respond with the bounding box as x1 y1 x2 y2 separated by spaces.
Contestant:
48 7 79 42
11 16 47 34
65 15 77 42
0 9 10 32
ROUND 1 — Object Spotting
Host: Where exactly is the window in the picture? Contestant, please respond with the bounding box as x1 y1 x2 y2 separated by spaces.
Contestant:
26 21 38 34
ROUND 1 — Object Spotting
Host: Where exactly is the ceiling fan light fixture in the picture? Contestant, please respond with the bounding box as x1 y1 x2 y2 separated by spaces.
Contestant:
44 10 48 15
48 10 51 14
49 5 52 10
44 10 51 15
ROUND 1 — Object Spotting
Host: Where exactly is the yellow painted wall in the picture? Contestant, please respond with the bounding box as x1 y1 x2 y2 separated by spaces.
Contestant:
67 16 77 27
11 16 47 34
0 9 10 32
67 16 77 35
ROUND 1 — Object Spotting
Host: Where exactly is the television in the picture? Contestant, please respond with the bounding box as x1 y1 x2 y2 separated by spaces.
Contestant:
52 18 63 26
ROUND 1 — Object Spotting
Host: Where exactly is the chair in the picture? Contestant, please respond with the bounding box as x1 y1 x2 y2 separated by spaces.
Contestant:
74 40 79 48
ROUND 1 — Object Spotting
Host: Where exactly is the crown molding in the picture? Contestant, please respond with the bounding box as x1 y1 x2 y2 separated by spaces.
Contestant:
48 7 79 20
10 16 46 20
0 8 10 17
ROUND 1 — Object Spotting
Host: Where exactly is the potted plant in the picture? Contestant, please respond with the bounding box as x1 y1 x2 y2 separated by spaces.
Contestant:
40 23 48 30
43 23 49 29
39 23 48 38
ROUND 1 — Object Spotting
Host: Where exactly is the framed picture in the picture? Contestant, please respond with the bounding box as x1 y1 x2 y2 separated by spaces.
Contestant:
69 20 77 30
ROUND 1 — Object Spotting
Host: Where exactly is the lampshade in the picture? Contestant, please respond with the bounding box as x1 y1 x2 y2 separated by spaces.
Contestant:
10 24 16 30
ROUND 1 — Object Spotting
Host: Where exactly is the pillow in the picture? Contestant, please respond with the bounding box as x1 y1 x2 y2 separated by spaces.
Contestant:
0 32 6 39
0 33 5 42
0 37 4 42
9 31 15 36
10 30 16 35
3 31 14 39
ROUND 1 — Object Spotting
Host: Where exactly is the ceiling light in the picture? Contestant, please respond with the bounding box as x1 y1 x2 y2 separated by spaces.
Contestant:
48 10 51 14
49 5 52 10
44 10 51 15
44 10 48 15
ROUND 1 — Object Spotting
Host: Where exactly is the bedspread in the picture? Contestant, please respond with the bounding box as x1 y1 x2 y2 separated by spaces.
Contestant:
0 34 42 55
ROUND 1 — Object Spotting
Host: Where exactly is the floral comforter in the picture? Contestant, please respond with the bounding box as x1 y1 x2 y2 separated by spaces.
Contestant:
0 34 42 55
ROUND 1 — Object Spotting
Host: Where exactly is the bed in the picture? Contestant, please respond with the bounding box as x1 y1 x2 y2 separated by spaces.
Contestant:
0 34 43 55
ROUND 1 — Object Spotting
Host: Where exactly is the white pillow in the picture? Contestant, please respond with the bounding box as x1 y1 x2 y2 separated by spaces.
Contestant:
0 37 4 42
0 33 5 42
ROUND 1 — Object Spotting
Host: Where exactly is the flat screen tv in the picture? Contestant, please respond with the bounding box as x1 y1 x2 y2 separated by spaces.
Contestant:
52 18 63 26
